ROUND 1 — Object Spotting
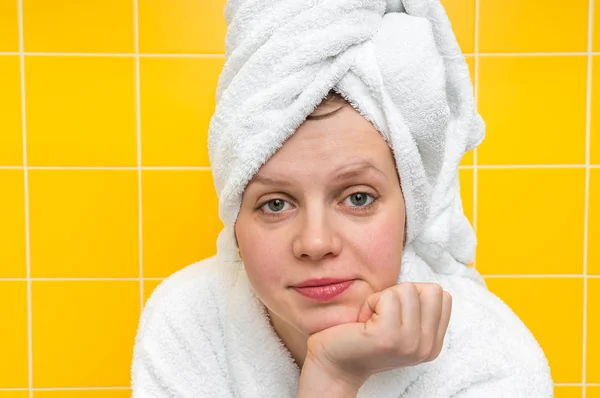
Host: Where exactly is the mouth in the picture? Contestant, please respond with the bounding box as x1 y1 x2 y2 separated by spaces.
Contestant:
292 278 355 302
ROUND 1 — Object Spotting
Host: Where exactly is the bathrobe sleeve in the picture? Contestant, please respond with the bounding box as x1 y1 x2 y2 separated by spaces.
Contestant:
400 276 554 398
131 261 235 398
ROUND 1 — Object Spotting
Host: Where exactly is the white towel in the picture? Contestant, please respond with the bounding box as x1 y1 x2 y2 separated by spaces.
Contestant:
210 0 484 281
132 0 554 396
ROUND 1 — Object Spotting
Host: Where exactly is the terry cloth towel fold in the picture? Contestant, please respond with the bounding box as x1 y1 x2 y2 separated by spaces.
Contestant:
131 0 554 396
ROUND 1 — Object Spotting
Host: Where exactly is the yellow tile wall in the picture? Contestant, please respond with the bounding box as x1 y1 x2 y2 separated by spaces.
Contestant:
0 0 597 394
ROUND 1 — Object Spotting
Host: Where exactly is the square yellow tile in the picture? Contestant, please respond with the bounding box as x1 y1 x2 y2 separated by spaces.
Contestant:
0 282 28 388
458 168 474 226
554 386 582 398
477 169 585 275
590 57 600 166
440 0 475 53
479 0 588 52
139 0 227 54
25 56 136 167
0 56 23 166
0 392 29 398
484 277 583 383
32 281 140 387
142 170 222 278
144 279 163 304
478 56 587 165
594 3 600 53
140 57 224 166
590 169 600 274
460 150 474 166
28 170 139 278
589 386 600 398
22 0 133 52
0 170 26 278
588 278 600 383
0 0 19 51
34 390 131 398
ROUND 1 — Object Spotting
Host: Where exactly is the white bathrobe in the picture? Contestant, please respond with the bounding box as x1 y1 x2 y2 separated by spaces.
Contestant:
131 247 553 397
132 0 554 395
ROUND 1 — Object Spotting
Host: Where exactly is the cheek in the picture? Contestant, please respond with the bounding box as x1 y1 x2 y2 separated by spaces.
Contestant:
355 215 405 284
235 219 286 297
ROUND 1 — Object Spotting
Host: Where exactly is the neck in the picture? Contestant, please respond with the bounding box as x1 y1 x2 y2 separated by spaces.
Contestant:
268 309 309 368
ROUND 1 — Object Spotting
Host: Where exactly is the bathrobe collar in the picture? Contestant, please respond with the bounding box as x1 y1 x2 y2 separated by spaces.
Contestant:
224 258 437 397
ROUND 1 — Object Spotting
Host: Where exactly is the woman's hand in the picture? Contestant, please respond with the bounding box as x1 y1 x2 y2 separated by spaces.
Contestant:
301 282 453 392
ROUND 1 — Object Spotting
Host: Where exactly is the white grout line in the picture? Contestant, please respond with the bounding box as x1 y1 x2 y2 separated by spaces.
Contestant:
139 53 224 58
476 52 590 57
5 278 157 281
555 383 600 386
0 165 212 170
0 387 131 391
0 52 225 57
583 1 594 395
457 164 593 169
3 51 600 57
134 0 145 314
474 164 589 169
483 274 595 278
17 0 32 396
472 0 480 270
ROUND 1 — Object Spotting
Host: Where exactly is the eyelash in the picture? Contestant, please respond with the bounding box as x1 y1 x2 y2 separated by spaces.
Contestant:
256 192 379 218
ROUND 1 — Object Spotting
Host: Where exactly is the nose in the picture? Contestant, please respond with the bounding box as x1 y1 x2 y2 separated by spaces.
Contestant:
292 207 342 261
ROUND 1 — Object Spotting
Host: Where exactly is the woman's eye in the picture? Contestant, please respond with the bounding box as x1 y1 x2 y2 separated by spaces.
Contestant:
261 199 291 213
344 192 375 207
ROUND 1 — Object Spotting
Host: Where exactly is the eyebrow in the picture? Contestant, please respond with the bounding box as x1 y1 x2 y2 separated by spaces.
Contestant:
249 174 294 187
332 161 387 182
249 160 386 188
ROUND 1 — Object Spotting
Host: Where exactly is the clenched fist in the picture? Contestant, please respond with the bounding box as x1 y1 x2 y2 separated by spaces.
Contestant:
301 282 452 393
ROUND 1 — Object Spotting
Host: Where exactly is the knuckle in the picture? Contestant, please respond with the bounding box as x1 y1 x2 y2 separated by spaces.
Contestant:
417 332 436 358
382 288 398 300
424 344 442 362
422 283 444 299
443 291 453 306
417 344 433 362
397 282 418 296
430 283 444 296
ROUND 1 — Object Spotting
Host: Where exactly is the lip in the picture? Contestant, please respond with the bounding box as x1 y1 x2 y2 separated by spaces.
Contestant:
292 278 355 302
294 278 353 288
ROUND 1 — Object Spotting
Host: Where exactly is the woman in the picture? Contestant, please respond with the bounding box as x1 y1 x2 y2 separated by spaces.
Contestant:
131 0 553 396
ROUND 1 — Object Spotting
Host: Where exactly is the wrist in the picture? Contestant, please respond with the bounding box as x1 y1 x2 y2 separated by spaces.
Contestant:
299 353 366 397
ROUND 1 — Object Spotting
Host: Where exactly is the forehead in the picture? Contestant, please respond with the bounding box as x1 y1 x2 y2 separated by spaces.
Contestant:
262 105 391 170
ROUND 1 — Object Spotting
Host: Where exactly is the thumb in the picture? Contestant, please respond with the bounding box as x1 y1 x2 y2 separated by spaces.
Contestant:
357 291 383 323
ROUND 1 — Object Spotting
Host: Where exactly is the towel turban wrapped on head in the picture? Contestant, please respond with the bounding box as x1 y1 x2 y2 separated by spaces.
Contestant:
208 0 486 285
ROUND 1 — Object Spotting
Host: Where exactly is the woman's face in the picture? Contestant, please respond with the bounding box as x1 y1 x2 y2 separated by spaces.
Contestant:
235 104 406 338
